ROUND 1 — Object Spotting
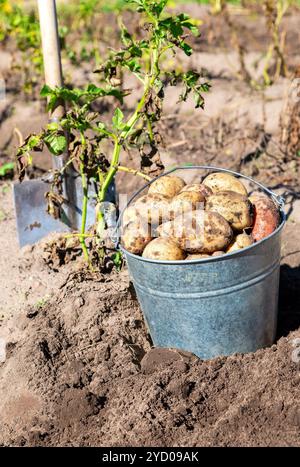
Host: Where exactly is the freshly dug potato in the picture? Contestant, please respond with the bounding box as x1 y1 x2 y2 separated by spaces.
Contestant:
227 233 253 253
180 183 213 198
157 210 233 254
169 190 205 218
249 195 280 242
148 175 186 198
122 205 139 227
122 193 170 227
142 238 186 261
121 221 152 255
186 253 211 260
203 172 248 195
212 251 225 256
137 193 171 225
206 190 253 230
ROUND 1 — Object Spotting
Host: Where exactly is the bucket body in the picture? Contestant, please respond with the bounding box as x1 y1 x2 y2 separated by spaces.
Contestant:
120 167 285 360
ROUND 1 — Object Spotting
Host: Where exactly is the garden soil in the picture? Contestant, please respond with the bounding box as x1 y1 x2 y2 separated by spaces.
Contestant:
0 188 300 447
1 3 300 447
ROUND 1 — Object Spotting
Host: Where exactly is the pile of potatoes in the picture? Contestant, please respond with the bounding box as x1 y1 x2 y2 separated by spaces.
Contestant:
121 172 280 261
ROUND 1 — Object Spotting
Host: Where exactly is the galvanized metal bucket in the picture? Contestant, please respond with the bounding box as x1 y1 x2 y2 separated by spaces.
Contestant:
119 166 286 360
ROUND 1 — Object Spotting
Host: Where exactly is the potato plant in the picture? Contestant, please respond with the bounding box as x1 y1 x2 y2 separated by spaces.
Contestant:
0 0 43 96
0 0 126 95
57 0 126 67
211 0 292 87
16 0 210 265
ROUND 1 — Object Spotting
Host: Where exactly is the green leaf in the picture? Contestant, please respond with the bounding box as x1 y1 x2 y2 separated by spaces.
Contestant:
120 23 132 47
183 22 199 36
86 84 104 94
98 122 107 131
112 107 124 130
111 251 123 271
27 134 42 150
47 94 59 112
44 133 67 156
40 84 53 97
180 42 192 56
59 88 80 103
0 162 14 177
126 59 141 73
47 122 59 131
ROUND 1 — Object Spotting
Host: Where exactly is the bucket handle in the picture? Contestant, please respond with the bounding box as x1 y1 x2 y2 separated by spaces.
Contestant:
114 165 285 246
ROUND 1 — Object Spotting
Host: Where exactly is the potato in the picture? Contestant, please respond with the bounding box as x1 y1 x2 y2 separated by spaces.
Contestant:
180 183 213 198
169 190 205 218
157 210 233 254
136 193 170 225
203 172 248 196
142 238 186 261
122 205 139 227
186 251 225 260
227 233 253 253
212 251 225 256
121 221 152 255
122 193 170 228
249 194 280 242
148 175 186 198
186 253 211 260
206 190 253 231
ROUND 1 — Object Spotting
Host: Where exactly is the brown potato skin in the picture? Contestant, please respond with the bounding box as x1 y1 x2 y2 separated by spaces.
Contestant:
148 175 186 198
121 221 152 255
157 210 233 254
186 253 211 260
136 193 170 226
180 183 213 198
206 190 253 231
212 251 225 256
169 190 205 218
203 172 248 195
123 193 171 228
142 238 186 261
226 233 253 253
122 205 139 227
249 195 280 242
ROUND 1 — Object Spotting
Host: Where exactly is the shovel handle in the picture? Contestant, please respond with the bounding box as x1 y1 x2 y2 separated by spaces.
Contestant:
37 0 68 168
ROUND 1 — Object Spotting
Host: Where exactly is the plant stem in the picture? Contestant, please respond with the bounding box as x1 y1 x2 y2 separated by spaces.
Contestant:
96 28 160 224
96 79 152 210
98 140 121 206
64 233 95 239
116 165 152 181
78 132 92 267
79 166 91 264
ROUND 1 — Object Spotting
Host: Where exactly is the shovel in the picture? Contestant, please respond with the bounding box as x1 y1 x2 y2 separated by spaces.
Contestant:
13 0 114 247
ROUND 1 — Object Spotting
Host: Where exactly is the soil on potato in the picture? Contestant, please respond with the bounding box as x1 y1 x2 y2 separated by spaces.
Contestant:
1 2 300 447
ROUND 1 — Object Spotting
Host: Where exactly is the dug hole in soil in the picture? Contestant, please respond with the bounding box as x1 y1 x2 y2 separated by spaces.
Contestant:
0 187 299 447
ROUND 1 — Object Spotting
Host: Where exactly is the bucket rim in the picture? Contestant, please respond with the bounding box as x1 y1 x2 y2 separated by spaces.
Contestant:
118 165 286 265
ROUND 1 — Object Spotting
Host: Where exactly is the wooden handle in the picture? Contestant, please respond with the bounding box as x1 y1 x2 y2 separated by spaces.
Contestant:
38 0 68 170
37 0 64 120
